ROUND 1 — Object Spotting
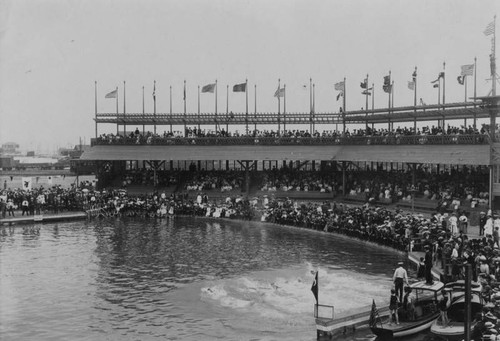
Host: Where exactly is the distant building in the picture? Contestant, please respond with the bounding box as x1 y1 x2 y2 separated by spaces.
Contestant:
0 142 20 154
26 151 35 157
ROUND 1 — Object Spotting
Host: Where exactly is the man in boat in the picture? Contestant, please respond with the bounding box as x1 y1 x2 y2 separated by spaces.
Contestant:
393 261 409 303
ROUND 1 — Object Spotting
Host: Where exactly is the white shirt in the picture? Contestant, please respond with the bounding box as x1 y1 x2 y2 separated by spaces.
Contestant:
393 266 408 284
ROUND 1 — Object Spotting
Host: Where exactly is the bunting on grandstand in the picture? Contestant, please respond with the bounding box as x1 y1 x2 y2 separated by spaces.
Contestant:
105 89 117 98
233 83 247 92
274 87 285 98
461 64 474 76
202 83 216 93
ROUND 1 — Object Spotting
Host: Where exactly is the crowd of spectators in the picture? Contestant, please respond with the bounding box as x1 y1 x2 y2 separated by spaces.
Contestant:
184 170 244 192
0 182 96 218
94 123 489 146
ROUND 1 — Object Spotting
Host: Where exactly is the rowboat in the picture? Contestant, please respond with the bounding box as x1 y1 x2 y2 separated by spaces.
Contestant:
370 281 445 338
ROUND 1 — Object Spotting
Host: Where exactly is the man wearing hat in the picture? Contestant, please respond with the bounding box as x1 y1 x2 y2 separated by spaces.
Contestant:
424 244 434 285
480 212 487 236
393 261 408 303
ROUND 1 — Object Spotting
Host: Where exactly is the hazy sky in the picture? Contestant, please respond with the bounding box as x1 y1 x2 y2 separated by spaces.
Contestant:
0 0 498 152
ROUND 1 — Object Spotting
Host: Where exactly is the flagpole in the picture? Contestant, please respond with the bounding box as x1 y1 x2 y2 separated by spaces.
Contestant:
254 84 257 133
492 15 497 97
365 74 369 116
387 71 391 131
169 85 172 134
94 81 98 138
115 86 119 135
215 79 218 132
474 57 477 128
246 79 249 135
153 80 156 135
343 77 346 133
309 78 312 133
123 81 127 136
142 86 145 135
198 85 201 132
278 79 281 135
464 75 468 127
312 83 315 133
226 84 229 133
442 61 446 106
284 84 287 134
414 67 417 132
183 80 186 136
372 82 375 114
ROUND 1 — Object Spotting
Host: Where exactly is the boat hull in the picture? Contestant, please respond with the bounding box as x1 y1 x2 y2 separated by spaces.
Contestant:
371 313 439 338
430 321 477 341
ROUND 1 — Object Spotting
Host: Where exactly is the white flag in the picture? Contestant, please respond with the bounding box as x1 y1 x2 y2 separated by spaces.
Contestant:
22 177 32 191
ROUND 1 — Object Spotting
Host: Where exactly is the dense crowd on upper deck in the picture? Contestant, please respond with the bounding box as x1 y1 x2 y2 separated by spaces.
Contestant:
94 123 488 145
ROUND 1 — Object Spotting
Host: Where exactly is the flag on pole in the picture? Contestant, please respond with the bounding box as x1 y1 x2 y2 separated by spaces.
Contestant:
274 87 285 98
334 81 345 91
369 299 381 327
360 78 368 89
153 83 156 101
22 177 32 191
457 76 465 85
105 89 117 98
202 83 216 93
408 81 415 91
484 20 495 36
361 90 372 96
233 83 247 92
311 271 318 303
336 91 343 101
431 72 445 84
383 75 391 93
461 64 474 76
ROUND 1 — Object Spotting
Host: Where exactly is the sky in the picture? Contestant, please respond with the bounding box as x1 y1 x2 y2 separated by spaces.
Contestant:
0 0 498 154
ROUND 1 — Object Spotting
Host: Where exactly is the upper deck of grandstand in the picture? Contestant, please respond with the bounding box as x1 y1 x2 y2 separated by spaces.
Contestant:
94 101 491 125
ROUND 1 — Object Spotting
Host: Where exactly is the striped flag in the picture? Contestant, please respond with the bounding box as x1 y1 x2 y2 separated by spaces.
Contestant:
369 299 381 327
334 81 345 91
484 20 495 36
461 64 474 76
408 81 415 91
105 89 117 98
274 87 285 98
202 83 216 93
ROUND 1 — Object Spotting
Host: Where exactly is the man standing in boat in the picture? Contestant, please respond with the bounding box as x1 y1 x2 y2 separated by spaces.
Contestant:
393 261 409 303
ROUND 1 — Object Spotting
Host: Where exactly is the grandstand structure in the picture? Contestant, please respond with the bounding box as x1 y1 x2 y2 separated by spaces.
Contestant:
80 96 500 207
